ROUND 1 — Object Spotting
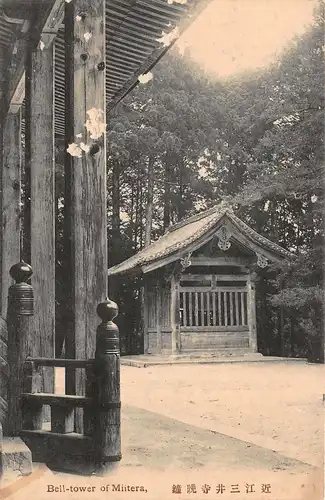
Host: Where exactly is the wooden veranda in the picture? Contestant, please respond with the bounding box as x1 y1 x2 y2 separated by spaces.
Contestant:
0 0 212 474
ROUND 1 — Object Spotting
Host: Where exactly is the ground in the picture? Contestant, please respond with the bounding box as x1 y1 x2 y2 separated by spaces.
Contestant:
1 360 323 500
120 361 324 468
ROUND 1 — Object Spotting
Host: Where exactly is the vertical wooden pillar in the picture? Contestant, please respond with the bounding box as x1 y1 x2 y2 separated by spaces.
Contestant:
6 262 34 436
27 38 56 394
171 271 181 355
156 282 162 353
1 111 22 316
247 273 258 352
65 0 107 427
94 299 121 466
143 283 149 354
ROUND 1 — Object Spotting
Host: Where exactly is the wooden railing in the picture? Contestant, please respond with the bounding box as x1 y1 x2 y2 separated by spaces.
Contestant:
4 262 121 473
180 288 248 328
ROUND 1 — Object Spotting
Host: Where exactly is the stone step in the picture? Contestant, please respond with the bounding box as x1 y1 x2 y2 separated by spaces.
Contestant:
160 348 258 359
0 437 32 478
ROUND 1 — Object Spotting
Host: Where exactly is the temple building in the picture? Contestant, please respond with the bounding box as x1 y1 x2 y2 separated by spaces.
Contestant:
108 205 293 355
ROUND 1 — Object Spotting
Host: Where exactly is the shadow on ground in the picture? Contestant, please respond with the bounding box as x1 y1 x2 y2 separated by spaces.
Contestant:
44 405 317 477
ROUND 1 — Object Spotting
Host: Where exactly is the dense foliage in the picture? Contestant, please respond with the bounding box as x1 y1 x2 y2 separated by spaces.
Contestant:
55 3 324 359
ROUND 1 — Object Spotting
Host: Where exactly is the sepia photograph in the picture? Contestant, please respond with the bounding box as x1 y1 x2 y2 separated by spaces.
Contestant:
0 0 323 498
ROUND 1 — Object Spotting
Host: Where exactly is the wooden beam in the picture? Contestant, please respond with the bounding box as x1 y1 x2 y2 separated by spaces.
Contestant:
28 38 55 396
1 111 22 316
65 0 107 429
142 253 251 274
8 1 64 109
190 257 251 267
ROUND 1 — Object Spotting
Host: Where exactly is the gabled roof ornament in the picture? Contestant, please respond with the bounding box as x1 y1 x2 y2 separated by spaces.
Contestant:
256 253 268 268
180 252 192 271
216 225 232 251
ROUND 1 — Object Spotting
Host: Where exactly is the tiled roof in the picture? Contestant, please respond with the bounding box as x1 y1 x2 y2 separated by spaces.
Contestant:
108 204 293 276
0 0 212 132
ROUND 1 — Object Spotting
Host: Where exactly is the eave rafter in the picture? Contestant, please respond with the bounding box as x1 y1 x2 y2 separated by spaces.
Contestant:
0 0 213 125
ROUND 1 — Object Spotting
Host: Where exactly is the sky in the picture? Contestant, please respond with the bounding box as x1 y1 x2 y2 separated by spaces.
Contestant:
176 0 316 78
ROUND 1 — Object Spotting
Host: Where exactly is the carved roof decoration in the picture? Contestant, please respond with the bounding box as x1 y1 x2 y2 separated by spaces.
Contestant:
108 204 294 276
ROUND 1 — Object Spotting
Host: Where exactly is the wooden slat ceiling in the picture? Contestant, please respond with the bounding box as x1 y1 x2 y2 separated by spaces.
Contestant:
1 0 211 135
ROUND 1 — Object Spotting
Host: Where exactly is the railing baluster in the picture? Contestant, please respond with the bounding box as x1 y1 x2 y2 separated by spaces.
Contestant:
189 292 193 326
218 291 222 326
229 292 234 326
224 292 228 326
212 291 216 326
240 292 245 325
200 292 204 326
235 292 240 326
183 292 187 327
195 292 199 326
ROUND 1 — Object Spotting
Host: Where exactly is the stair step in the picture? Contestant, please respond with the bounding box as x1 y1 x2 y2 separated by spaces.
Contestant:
21 429 94 469
21 393 92 407
1 437 32 478
21 429 92 442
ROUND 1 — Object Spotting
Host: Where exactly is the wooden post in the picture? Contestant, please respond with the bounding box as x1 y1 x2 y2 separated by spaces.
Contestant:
171 270 181 355
6 262 34 436
1 110 22 316
247 273 258 353
83 362 96 436
65 0 108 422
94 299 121 467
156 283 162 353
143 284 149 354
27 35 56 396
21 360 43 431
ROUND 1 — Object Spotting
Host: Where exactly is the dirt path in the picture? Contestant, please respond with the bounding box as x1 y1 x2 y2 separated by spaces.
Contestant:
7 361 320 500
120 362 324 468
1 405 321 500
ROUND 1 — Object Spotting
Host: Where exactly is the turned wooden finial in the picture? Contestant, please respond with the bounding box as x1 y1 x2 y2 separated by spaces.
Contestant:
96 298 119 357
9 261 33 283
8 262 34 316
96 297 118 323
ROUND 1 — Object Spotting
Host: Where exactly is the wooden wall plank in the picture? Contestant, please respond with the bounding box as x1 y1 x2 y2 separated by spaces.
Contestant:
1 111 22 316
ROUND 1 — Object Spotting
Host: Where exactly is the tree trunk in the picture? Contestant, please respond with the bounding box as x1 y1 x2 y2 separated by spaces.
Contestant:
178 158 185 221
163 157 171 230
111 159 121 264
109 159 121 300
134 164 140 250
144 156 154 247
